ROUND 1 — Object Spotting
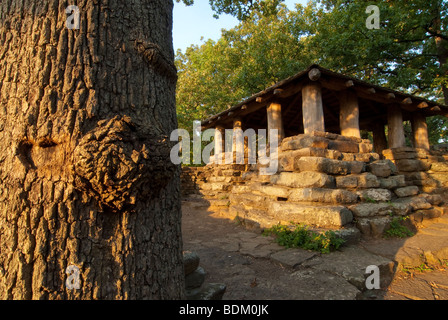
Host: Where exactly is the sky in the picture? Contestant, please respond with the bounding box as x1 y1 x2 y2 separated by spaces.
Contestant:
173 0 308 52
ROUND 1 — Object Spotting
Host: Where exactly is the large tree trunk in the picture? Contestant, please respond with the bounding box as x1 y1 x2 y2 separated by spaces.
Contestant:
0 0 185 299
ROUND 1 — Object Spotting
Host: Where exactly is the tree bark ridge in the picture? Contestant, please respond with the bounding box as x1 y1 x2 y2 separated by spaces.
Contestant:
0 0 185 300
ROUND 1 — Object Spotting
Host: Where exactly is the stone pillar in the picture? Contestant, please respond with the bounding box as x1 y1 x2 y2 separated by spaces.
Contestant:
339 90 361 138
387 105 406 149
232 118 244 164
302 82 325 134
214 125 225 164
267 102 284 144
372 122 388 157
411 113 430 150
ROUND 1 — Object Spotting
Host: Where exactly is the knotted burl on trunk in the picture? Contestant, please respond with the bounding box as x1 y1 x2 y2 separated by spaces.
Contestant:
73 115 176 212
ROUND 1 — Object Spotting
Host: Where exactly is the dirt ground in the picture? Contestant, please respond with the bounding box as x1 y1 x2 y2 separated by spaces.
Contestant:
181 199 448 300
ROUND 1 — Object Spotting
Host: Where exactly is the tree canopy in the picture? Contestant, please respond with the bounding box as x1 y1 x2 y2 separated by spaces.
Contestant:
175 5 309 130
300 0 448 102
176 0 448 143
176 0 285 20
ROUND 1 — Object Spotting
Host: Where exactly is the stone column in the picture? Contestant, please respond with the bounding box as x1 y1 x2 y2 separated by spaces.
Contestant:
372 122 388 157
214 125 225 164
267 102 284 144
302 82 325 134
339 90 361 138
387 105 406 149
232 118 244 164
411 113 430 150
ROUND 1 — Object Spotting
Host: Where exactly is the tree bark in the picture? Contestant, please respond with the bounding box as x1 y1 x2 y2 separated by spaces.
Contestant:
432 2 448 104
0 0 185 299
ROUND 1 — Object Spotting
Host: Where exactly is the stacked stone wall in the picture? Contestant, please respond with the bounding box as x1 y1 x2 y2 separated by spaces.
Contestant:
181 132 448 238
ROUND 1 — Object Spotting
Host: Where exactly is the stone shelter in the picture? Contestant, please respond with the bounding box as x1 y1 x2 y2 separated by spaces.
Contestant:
182 65 448 238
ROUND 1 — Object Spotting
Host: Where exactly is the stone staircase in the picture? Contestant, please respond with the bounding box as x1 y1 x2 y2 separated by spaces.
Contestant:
181 132 448 241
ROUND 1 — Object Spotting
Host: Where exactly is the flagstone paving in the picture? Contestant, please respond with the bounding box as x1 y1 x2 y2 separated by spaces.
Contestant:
182 198 448 300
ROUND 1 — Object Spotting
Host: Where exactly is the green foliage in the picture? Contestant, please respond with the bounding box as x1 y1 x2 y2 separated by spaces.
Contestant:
401 263 435 275
176 0 285 20
175 5 311 130
263 223 345 253
384 217 415 238
427 116 448 144
363 196 377 204
301 0 448 103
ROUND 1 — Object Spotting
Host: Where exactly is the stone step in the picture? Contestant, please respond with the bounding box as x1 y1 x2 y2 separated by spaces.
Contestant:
183 251 200 276
200 182 231 191
271 171 336 188
229 195 357 228
229 204 361 246
253 185 360 205
281 132 373 155
349 197 444 219
288 188 359 204
229 205 274 230
268 202 353 228
207 198 230 208
408 206 448 229
294 156 366 175
185 266 206 290
301 245 396 292
183 251 227 300
199 190 229 199
278 148 380 172
186 283 227 300
353 201 447 237
228 193 269 210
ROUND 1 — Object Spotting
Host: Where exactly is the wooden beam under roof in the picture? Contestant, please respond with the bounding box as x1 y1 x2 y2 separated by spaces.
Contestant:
202 64 448 130
272 80 304 99
318 74 439 112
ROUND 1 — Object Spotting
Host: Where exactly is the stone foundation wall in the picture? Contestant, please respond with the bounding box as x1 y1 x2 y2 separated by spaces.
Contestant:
181 132 448 238
180 167 203 197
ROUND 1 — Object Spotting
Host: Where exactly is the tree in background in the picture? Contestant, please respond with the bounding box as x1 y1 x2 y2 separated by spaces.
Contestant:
179 0 285 20
300 0 448 102
176 0 448 143
299 0 448 143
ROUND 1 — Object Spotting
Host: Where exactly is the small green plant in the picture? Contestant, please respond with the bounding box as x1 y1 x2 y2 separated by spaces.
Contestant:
263 223 345 254
441 259 448 267
364 196 377 203
401 263 434 275
415 263 434 273
384 217 414 238
233 215 243 226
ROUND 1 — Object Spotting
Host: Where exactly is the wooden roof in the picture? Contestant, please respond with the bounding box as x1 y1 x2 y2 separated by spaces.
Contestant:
201 64 448 135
